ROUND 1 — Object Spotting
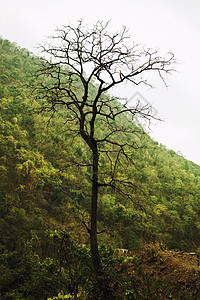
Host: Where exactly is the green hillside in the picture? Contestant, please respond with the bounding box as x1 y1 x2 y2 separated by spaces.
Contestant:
1 37 200 299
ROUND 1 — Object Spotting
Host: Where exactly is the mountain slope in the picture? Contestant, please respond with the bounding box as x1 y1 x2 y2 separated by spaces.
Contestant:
1 37 200 299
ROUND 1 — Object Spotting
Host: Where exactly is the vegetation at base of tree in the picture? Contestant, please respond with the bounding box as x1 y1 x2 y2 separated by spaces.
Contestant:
1 36 200 298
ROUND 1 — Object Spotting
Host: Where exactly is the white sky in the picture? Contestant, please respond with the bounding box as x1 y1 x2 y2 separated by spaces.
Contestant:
1 0 200 164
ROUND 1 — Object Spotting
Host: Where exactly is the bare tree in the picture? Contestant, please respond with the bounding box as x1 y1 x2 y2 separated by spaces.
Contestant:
35 20 175 298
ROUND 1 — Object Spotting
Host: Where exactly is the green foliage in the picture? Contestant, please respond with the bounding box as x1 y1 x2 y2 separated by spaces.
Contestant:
47 291 82 299
1 36 200 297
0 231 93 299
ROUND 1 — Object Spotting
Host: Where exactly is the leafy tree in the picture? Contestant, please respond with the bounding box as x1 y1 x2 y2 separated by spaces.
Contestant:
34 20 176 298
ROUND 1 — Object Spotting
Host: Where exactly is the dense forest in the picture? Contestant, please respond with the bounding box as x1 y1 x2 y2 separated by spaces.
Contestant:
1 36 200 299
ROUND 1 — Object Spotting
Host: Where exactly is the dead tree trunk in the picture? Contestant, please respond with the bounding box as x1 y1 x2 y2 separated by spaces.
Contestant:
90 148 112 299
90 149 101 273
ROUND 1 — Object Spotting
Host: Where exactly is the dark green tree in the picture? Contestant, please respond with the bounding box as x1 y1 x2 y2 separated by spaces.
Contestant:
34 20 175 298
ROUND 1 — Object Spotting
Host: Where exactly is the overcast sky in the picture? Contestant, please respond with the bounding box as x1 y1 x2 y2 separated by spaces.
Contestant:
1 0 200 164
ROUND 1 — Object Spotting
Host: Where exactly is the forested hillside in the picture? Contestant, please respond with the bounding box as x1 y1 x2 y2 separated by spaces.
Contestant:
1 37 200 299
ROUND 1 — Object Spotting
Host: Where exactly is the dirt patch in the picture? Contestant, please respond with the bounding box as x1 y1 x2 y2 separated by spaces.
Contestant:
135 243 200 298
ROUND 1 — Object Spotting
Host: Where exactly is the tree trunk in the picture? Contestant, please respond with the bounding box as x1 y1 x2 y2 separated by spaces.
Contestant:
90 149 112 299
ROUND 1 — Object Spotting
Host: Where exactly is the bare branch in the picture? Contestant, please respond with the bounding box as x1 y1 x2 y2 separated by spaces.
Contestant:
33 22 176 291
